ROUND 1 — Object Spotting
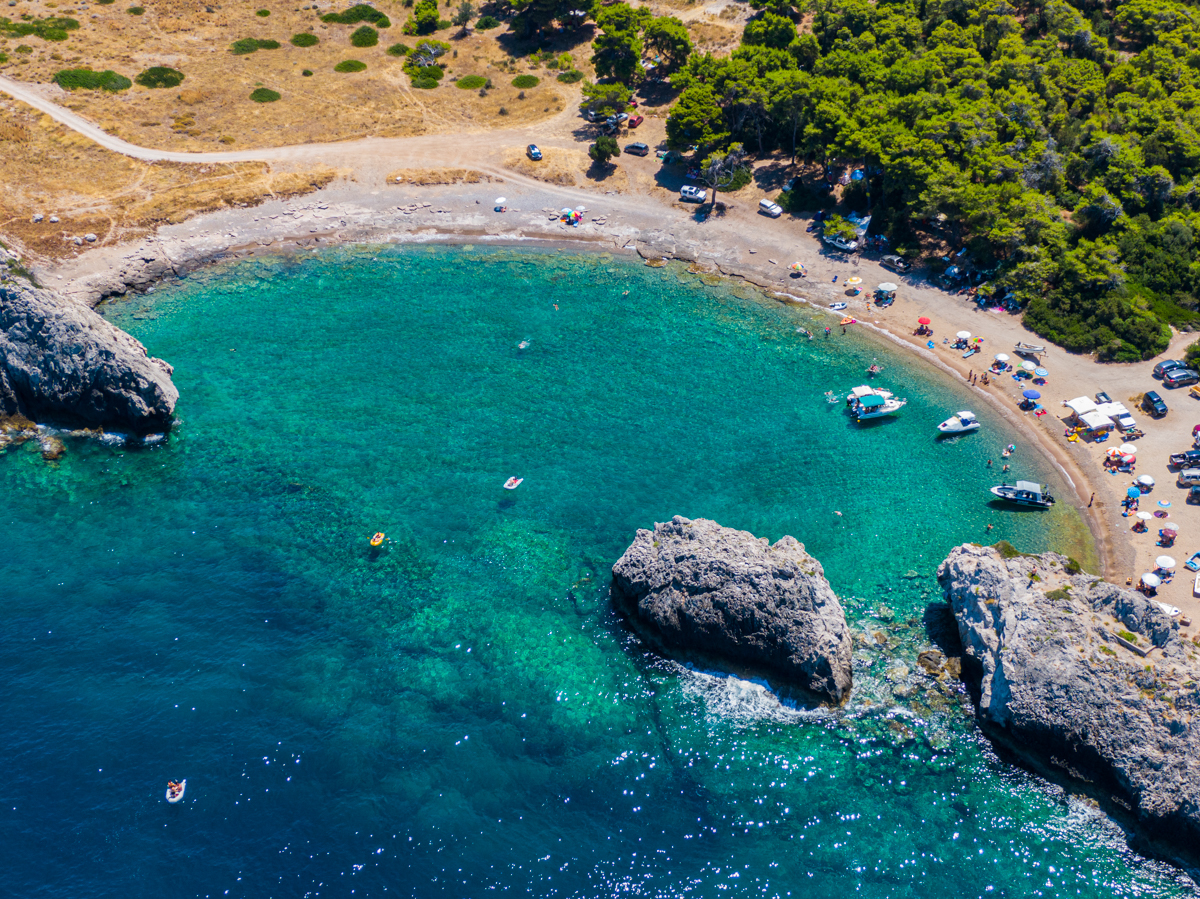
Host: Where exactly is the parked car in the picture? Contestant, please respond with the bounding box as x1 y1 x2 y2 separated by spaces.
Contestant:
1143 390 1168 417
628 115 643 128
823 233 858 252
1163 368 1200 388
679 185 706 202
624 142 650 156
1177 468 1200 487
758 198 783 217
1169 450 1200 468
1154 359 1188 378
1189 484 1200 504
526 144 542 161
880 254 911 273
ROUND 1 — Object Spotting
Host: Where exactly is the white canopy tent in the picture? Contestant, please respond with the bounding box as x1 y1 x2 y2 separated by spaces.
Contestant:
1079 410 1114 431
1065 396 1098 416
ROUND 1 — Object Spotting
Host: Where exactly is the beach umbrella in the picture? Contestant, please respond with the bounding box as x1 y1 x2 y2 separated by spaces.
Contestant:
1035 367 1049 377
1137 511 1154 520
957 330 971 339
846 276 862 286
1127 487 1141 498
878 282 898 292
1121 454 1136 464
994 353 1010 362
1163 522 1180 532
1106 448 1122 458
790 262 806 272
918 317 931 325
1023 389 1041 399
1157 555 1176 570
1119 443 1137 455
495 197 508 204
1021 360 1037 371
1142 572 1162 588
1138 475 1155 487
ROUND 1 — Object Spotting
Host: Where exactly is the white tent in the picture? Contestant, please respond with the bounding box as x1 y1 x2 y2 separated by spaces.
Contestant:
1079 410 1114 431
1064 396 1098 416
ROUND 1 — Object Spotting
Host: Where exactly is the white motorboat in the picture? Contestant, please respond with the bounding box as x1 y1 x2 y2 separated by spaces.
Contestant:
989 481 1055 508
849 393 907 421
1014 342 1046 355
845 385 895 406
937 411 980 434
166 780 186 804
503 477 523 490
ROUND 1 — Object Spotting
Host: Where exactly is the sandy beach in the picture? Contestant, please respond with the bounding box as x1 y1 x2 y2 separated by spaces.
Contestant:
23 145 1200 630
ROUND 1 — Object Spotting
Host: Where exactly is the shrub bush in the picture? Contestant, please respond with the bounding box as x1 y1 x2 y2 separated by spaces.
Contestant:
511 74 538 88
135 66 184 88
96 0 116 4
386 42 410 55
475 14 498 28
716 167 752 192
498 106 508 115
302 68 313 76
127 6 144 14
256 8 270 15
0 15 80 41
290 32 319 46
250 87 281 102
53 67 131 91
349 24 377 46
411 75 438 88
334 59 366 72
230 37 280 54
0 53 6 64
556 69 583 83
455 74 485 89
321 4 389 26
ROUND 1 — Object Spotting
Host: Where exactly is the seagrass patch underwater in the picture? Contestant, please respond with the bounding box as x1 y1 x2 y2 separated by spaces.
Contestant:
0 244 1190 898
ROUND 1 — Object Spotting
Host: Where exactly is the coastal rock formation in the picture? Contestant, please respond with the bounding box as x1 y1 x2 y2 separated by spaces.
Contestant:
611 516 853 702
0 260 178 433
938 543 1200 863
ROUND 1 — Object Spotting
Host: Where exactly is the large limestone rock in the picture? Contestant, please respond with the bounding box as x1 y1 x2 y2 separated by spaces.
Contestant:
0 264 177 433
938 543 1200 865
611 516 853 702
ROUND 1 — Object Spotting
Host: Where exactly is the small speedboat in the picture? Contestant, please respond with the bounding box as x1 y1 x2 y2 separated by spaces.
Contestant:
369 532 386 548
990 481 1055 509
829 302 847 311
504 477 523 490
166 780 186 804
1014 342 1046 355
938 411 980 434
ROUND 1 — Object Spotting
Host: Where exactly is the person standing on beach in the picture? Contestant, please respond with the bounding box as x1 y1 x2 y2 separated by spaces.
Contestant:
1089 493 1094 507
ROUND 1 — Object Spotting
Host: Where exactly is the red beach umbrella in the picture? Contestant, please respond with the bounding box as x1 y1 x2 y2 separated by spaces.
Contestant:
918 317 931 325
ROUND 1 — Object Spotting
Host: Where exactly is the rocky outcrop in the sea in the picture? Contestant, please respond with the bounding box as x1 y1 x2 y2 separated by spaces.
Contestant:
611 516 853 702
0 256 177 433
938 543 1200 864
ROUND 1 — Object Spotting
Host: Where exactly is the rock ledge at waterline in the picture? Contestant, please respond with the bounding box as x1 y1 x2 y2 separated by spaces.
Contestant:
0 255 177 433
611 516 853 703
938 542 1200 865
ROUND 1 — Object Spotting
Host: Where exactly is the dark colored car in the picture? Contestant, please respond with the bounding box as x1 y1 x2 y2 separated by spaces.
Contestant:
1095 391 1112 404
628 115 644 128
881 254 912 273
1154 359 1187 378
1143 390 1168 417
526 144 542 161
1190 485 1200 504
1169 450 1200 468
1163 368 1200 388
624 142 650 156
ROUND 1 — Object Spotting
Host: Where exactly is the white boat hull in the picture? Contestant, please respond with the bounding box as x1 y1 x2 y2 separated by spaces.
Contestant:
166 780 186 804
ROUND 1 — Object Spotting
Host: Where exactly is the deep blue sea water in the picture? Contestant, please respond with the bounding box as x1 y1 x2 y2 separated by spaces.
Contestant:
1 245 1192 898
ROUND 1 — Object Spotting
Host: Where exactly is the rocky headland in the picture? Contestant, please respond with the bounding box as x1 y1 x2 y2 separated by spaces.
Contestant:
611 516 852 703
938 542 1200 865
0 248 177 434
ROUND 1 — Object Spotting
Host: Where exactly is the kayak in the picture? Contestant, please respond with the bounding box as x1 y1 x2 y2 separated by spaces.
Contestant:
504 477 523 490
369 532 385 548
166 780 186 804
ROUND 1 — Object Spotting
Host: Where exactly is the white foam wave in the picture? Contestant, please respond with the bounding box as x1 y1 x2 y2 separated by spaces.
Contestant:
674 664 831 726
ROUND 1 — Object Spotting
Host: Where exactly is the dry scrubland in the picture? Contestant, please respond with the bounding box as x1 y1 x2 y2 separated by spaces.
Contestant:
0 98 338 255
0 0 570 151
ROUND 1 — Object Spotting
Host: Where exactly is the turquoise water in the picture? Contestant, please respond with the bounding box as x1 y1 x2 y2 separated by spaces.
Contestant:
1 245 1190 897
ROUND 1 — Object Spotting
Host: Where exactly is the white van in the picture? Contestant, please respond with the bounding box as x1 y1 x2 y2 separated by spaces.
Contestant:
759 198 783 217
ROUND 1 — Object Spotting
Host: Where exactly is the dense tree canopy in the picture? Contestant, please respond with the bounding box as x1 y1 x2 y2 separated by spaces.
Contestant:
656 0 1200 359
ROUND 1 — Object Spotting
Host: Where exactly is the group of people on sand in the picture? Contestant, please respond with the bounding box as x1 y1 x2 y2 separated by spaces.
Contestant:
967 370 990 386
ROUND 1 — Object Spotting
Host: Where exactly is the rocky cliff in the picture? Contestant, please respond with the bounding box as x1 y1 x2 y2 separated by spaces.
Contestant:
0 257 177 433
612 516 852 703
938 543 1200 864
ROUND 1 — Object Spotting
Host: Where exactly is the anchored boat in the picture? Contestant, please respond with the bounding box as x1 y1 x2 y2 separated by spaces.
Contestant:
990 481 1055 508
937 411 980 434
1014 342 1046 356
845 385 906 421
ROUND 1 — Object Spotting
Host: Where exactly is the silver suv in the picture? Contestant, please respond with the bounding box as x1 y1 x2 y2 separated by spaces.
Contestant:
680 185 706 202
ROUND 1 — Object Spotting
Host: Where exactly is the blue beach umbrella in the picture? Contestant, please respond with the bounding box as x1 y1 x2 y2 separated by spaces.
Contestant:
1127 487 1141 498
1034 368 1049 377
1022 389 1041 399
